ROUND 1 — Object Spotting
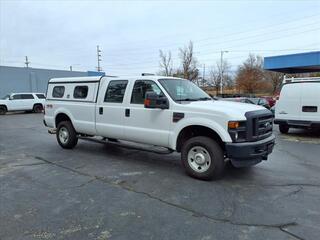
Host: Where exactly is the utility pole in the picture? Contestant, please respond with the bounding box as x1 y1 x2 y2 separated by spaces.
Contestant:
25 56 30 68
96 45 102 72
202 64 206 87
220 50 228 95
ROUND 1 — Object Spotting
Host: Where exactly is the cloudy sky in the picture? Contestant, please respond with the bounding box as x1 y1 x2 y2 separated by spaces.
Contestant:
0 0 319 76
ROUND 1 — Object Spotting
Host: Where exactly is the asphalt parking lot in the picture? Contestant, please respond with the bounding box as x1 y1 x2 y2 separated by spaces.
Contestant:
1 113 320 240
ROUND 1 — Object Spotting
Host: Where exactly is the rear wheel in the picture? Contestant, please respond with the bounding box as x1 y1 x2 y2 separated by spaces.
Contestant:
0 106 7 115
33 104 43 113
181 136 225 180
279 124 289 134
56 121 78 149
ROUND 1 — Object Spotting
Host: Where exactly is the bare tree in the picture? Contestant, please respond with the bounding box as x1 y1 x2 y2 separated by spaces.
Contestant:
235 54 266 94
179 41 199 81
159 50 173 76
209 60 232 95
264 70 284 95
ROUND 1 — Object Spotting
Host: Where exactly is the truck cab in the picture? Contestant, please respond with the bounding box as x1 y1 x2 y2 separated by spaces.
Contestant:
44 76 275 180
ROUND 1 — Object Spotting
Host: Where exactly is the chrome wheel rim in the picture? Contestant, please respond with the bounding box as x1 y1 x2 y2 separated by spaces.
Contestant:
187 146 212 173
59 127 69 144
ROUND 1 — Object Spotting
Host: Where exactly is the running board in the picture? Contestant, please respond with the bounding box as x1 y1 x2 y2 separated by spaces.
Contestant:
79 136 174 155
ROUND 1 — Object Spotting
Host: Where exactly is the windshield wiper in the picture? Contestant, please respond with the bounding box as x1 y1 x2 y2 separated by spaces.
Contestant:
178 97 212 102
197 97 212 101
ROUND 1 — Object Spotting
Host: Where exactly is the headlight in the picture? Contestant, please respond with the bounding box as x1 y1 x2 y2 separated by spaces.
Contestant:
228 121 247 142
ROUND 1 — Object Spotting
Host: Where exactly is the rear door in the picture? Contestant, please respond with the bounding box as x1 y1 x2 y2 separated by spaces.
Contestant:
300 83 320 122
276 84 301 121
21 94 35 110
95 79 129 139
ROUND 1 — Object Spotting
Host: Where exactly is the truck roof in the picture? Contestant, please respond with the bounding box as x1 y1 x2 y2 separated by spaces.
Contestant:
49 75 182 84
49 76 103 83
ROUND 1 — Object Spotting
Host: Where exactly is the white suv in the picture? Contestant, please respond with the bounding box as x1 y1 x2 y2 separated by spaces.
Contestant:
0 93 46 115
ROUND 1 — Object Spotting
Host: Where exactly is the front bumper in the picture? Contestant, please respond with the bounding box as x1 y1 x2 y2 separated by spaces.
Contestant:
225 134 275 167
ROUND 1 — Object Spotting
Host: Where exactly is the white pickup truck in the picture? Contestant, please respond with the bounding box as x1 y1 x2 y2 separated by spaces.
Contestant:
0 93 46 115
44 76 275 180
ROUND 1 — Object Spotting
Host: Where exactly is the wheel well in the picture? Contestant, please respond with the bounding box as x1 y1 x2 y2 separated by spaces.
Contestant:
55 113 71 127
0 105 7 110
33 103 43 108
176 125 225 152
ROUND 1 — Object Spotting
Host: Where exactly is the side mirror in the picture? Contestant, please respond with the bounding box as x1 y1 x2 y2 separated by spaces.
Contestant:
144 91 169 109
9 96 13 100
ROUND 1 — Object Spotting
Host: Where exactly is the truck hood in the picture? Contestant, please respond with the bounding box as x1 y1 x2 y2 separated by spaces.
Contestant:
179 100 266 120
0 99 8 104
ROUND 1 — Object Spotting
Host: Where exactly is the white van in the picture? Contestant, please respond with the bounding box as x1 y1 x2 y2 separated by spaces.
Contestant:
274 77 320 133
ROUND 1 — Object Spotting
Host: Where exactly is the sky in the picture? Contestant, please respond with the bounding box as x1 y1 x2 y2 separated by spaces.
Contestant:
0 0 319 76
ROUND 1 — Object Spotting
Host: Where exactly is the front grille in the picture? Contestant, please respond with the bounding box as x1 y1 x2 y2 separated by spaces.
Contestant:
245 110 273 142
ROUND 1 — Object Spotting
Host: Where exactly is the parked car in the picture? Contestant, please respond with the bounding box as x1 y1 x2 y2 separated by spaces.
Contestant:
222 97 255 104
249 98 271 109
44 76 275 180
0 93 46 115
262 96 276 107
274 78 320 134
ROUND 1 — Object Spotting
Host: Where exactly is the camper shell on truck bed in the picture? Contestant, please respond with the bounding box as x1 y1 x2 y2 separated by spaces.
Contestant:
44 75 275 180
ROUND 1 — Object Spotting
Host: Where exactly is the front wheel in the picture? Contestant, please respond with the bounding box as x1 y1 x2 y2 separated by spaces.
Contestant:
56 121 78 149
181 136 225 180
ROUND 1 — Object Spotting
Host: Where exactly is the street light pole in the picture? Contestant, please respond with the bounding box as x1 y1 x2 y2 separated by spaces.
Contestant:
220 50 228 95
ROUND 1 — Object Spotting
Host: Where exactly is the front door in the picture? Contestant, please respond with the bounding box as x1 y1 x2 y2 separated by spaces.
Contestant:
123 80 171 147
7 94 27 111
95 79 129 139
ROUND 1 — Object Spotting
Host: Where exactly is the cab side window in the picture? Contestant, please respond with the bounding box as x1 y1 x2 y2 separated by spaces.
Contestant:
104 80 128 103
131 80 163 104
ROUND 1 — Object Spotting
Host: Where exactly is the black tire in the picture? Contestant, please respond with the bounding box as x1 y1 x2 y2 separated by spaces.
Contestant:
33 104 43 113
181 136 225 180
279 124 289 134
56 121 78 149
0 106 7 115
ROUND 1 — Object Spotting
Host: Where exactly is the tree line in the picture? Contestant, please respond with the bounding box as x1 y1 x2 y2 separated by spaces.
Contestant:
158 41 285 96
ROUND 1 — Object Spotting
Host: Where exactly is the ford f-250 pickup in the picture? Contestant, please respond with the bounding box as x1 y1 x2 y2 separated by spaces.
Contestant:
44 75 275 180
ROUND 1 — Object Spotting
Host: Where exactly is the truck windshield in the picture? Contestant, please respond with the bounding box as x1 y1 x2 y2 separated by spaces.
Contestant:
159 79 212 102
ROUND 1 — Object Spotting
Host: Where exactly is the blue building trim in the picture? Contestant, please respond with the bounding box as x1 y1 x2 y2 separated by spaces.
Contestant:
87 71 105 76
264 51 320 73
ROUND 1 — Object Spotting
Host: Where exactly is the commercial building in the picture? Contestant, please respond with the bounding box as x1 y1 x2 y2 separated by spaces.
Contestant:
264 51 320 73
0 65 104 97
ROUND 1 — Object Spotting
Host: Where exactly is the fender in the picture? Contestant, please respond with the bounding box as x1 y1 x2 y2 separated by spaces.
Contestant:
54 108 76 128
168 117 232 150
